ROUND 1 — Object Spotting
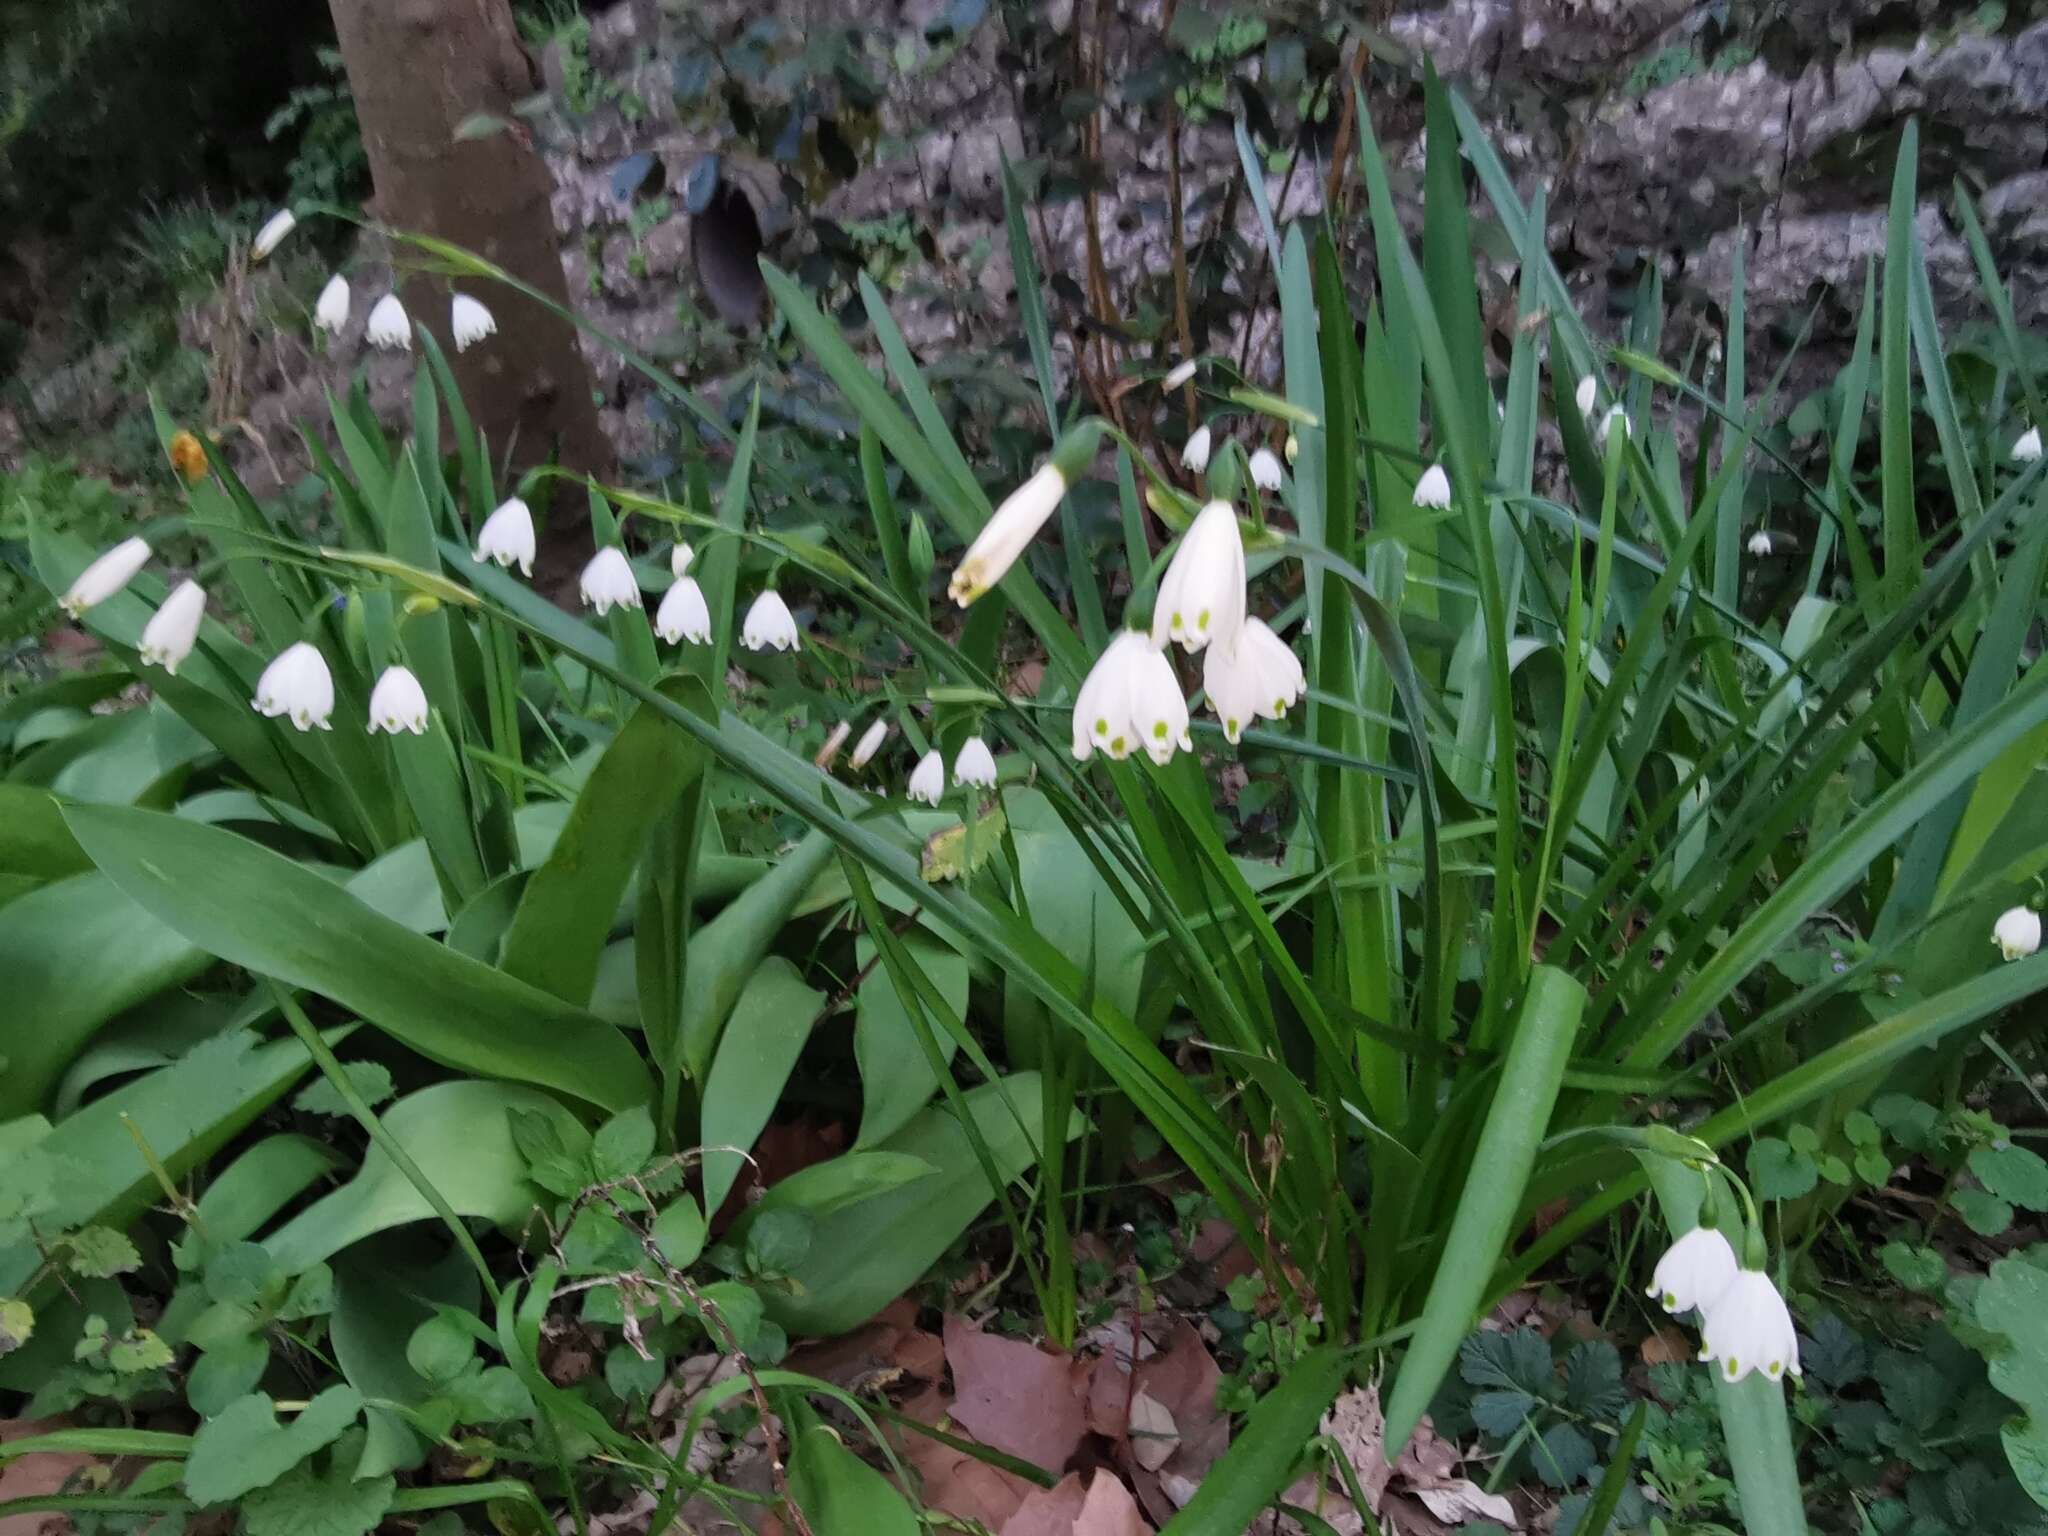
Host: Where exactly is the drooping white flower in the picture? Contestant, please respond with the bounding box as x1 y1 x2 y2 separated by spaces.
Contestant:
472 497 536 576
59 536 152 618
655 576 710 645
1993 905 2041 961
1162 358 1197 391
1180 426 1213 474
579 547 640 616
1598 403 1631 446
670 541 695 578
368 665 430 735
955 735 998 788
1072 630 1191 766
907 749 946 805
1413 463 1451 509
1697 1269 1801 1383
2014 426 2043 463
1153 499 1246 655
1285 432 1299 464
850 718 889 769
314 274 350 335
252 642 335 732
950 463 1063 607
1202 617 1305 744
366 293 411 351
1249 447 1284 492
1647 1226 1739 1316
138 580 206 675
450 294 496 352
818 721 851 766
742 590 801 652
1748 530 1774 557
251 208 296 261
1575 374 1599 418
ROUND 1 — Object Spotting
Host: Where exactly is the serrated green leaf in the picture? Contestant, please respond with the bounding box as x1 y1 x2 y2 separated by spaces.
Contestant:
591 1104 655 1183
107 1327 172 1373
0 1297 33 1356
1872 1095 1940 1151
1537 1421 1597 1488
1459 1328 1554 1395
62 1226 141 1279
1800 1314 1869 1391
1564 1339 1627 1420
509 1107 591 1198
446 1363 532 1424
207 1241 285 1307
1471 1388 1535 1438
183 1386 363 1504
242 1430 396 1536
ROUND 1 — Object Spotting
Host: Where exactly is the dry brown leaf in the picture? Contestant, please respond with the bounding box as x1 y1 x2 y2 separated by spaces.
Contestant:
1415 1481 1519 1528
1001 1472 1091 1536
944 1316 1088 1476
1127 1390 1178 1473
0 1419 95 1536
1074 1470 1154 1536
1640 1325 1692 1366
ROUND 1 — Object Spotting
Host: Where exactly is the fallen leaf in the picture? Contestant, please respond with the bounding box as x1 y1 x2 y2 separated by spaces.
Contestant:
889 1379 1039 1529
1320 1386 1395 1511
1415 1480 1519 1528
1127 1390 1178 1473
1133 1321 1227 1486
944 1316 1087 1476
1001 1472 1089 1536
1074 1471 1154 1535
1640 1325 1691 1366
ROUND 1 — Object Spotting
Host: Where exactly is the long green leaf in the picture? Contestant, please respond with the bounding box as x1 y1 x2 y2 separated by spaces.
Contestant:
1160 1345 1350 1535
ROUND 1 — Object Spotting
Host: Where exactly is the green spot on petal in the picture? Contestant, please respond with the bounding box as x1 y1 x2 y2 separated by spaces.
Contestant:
1153 722 1167 738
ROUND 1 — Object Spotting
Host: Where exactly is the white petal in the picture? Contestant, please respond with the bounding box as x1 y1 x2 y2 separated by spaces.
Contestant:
252 208 297 261
670 542 695 578
1994 905 2041 961
1162 358 1198 390
1748 530 1774 557
1413 463 1451 508
1249 447 1283 492
139 580 207 675
954 736 998 787
1180 426 1213 473
655 576 711 644
59 536 152 618
579 547 640 616
1574 374 1599 418
1126 641 1192 765
450 294 497 352
950 463 1065 607
1647 1226 1739 1315
368 665 431 735
850 718 889 769
742 590 801 652
314 274 351 334
2014 427 2043 463
473 497 537 576
1074 631 1150 761
1152 499 1246 654
1699 1270 1800 1383
252 642 335 732
907 749 946 805
1598 403 1631 445
366 294 411 350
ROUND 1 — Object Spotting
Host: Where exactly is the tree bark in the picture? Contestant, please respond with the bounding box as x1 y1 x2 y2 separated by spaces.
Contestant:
326 0 611 503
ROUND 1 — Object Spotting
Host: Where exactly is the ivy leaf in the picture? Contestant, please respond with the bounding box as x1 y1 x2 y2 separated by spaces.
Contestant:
1872 1095 1940 1152
1854 1149 1893 1186
591 1104 655 1183
242 1432 395 1536
107 1328 173 1373
1786 1125 1821 1155
1536 1421 1597 1488
63 1226 141 1278
1458 1328 1553 1395
1843 1111 1881 1148
1749 1137 1817 1200
183 1386 363 1505
1470 1388 1535 1438
1969 1144 2048 1211
292 1062 394 1119
1953 1188 2013 1238
1878 1241 1947 1293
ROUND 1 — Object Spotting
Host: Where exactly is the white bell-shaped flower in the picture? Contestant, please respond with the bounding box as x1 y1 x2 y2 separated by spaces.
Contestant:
1598 403 1631 446
670 541 695 578
579 547 640 616
252 642 335 732
366 293 411 351
1575 374 1599 418
1072 631 1190 766
368 665 430 735
450 294 496 352
1202 617 1305 744
954 736 998 788
1748 530 1774 557
742 590 801 652
907 749 946 805
950 463 1064 607
1698 1269 1801 1383
850 718 889 769
1162 358 1197 390
1993 905 2041 961
1285 432 1299 464
59 536 152 618
1249 447 1284 492
314 274 350 335
2014 426 2043 463
1413 463 1451 509
252 208 296 261
1647 1226 1738 1316
1152 499 1245 654
655 576 710 645
139 580 207 675
473 497 536 576
1180 426 1213 474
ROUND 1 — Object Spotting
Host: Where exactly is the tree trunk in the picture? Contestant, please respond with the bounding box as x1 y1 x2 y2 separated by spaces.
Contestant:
326 0 610 534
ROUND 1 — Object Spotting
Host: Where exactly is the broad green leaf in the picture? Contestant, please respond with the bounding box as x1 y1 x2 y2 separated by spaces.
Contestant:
854 935 967 1149
331 1245 480 1480
1159 1345 1349 1535
242 1439 396 1536
1385 968 1585 1452
787 1420 919 1535
0 785 91 880
761 1075 1070 1335
182 1385 363 1505
502 675 712 1005
65 803 650 1111
262 1081 585 1273
1975 1254 2048 1509
701 958 825 1213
